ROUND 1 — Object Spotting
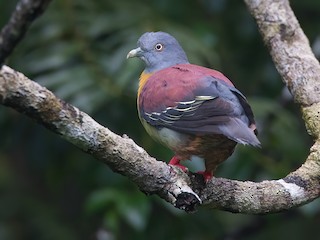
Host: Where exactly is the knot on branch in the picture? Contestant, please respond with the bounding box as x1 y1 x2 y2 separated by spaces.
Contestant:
175 192 201 212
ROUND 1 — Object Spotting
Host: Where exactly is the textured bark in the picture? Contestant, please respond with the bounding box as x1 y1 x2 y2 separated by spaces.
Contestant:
0 0 319 213
244 0 320 109
0 0 52 66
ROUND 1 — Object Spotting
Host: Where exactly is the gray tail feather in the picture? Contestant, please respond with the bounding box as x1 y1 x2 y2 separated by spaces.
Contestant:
219 118 261 147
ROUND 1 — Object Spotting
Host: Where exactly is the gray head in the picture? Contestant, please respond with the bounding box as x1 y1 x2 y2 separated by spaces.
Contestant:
127 32 189 73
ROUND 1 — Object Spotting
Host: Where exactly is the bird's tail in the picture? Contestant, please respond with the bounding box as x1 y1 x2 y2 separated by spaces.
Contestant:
219 118 261 147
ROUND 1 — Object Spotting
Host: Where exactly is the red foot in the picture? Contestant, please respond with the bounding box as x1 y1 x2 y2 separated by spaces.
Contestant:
168 156 188 172
197 171 213 182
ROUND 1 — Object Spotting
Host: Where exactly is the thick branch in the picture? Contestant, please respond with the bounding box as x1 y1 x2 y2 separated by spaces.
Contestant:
244 0 320 140
244 0 320 107
1 65 319 213
0 0 52 66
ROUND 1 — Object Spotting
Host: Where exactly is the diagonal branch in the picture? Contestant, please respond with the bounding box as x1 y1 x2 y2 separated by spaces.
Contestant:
244 0 320 149
0 0 52 66
0 65 319 213
244 0 320 109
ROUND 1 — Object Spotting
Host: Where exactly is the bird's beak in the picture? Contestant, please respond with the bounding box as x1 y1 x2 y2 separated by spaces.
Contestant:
127 47 143 59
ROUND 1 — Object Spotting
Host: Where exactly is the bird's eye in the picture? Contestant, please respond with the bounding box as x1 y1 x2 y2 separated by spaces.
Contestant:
154 43 163 51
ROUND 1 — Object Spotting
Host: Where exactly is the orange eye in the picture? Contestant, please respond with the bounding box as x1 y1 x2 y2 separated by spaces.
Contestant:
155 43 163 51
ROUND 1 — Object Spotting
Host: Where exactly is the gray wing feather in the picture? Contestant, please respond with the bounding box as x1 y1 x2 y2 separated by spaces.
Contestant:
141 76 260 146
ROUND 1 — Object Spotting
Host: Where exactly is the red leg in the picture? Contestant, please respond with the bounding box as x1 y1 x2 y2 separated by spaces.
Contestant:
197 170 213 182
168 156 188 172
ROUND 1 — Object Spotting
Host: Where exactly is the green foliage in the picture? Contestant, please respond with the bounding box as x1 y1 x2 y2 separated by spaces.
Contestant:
0 0 319 239
85 188 151 232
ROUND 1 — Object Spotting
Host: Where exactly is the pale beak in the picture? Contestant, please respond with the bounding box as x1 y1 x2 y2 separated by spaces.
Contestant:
127 47 143 59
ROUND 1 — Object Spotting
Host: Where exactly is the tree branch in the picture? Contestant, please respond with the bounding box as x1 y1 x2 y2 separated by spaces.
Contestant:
244 0 320 108
244 0 320 146
0 0 319 214
0 65 319 213
0 0 52 66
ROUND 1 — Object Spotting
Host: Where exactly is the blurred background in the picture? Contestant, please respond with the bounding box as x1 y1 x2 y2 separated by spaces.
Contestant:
0 0 319 239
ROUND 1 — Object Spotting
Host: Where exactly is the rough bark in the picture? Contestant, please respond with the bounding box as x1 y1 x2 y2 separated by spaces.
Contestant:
0 0 319 213
244 0 320 108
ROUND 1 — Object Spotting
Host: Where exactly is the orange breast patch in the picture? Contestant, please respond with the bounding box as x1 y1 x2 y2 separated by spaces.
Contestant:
138 71 152 97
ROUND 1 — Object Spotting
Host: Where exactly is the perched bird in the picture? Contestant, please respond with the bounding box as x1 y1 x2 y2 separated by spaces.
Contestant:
127 32 260 181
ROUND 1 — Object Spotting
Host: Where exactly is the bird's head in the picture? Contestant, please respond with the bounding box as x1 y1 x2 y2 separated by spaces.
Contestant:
127 32 189 73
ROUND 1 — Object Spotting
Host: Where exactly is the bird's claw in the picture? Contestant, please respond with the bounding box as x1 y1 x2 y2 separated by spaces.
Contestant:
197 171 213 182
169 156 188 172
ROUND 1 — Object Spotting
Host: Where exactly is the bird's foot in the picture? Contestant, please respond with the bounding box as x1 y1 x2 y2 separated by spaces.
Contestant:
197 171 213 182
168 156 188 172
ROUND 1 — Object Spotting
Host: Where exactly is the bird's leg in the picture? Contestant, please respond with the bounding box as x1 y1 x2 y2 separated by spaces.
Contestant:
197 170 213 182
168 156 188 172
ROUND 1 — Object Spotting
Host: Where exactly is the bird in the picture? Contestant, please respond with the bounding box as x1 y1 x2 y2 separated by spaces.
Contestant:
127 31 260 181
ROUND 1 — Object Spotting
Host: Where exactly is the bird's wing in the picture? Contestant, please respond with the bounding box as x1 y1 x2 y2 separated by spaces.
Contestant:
138 65 260 146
